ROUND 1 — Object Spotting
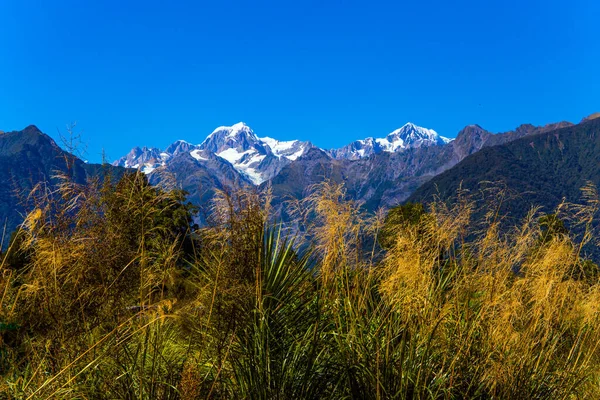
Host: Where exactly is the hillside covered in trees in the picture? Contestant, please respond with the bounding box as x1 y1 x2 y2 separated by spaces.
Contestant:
408 117 600 228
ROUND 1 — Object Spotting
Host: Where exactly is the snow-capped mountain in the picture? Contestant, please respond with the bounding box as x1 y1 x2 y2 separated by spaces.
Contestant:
329 122 452 160
113 146 171 174
380 123 451 150
113 122 313 185
198 122 313 184
114 121 451 182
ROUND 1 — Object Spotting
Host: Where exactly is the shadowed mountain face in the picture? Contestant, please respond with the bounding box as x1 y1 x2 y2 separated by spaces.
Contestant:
482 121 574 148
407 117 600 232
146 150 252 224
0 126 122 237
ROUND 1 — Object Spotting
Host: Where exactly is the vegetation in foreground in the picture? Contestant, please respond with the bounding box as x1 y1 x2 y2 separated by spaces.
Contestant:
2 171 600 399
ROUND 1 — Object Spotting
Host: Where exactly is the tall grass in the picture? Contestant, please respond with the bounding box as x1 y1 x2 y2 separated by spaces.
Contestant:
1 174 600 398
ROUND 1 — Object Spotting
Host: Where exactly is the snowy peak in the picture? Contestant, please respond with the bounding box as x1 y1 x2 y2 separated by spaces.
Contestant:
330 122 451 160
114 140 202 175
328 138 377 160
202 122 311 159
198 122 268 162
202 122 260 152
114 122 314 186
113 146 171 174
199 123 270 184
210 121 255 138
114 121 447 183
197 122 313 184
260 136 311 161
378 123 451 151
189 148 212 162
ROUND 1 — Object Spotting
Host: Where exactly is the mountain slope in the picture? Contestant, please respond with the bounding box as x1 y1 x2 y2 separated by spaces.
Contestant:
267 120 571 214
0 126 122 236
407 117 600 223
198 122 313 184
147 150 251 223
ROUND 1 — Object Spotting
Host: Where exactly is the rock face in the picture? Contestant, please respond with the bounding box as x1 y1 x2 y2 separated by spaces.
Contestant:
581 112 600 123
147 150 251 225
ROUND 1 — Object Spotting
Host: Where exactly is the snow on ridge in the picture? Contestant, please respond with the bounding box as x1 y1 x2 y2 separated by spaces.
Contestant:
260 136 296 151
260 136 303 159
388 122 437 140
216 147 268 184
117 120 452 183
240 166 266 185
142 165 156 174
216 148 254 164
190 149 209 161
381 122 448 150
329 122 450 160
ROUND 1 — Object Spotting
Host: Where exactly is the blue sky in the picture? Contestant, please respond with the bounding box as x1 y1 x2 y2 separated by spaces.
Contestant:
1 0 598 162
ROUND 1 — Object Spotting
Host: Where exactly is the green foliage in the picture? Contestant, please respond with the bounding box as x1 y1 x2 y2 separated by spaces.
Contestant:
539 214 569 243
379 202 426 248
2 229 32 271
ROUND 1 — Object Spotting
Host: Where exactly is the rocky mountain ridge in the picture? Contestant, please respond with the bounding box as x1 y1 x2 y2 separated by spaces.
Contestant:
113 118 581 219
2 115 589 235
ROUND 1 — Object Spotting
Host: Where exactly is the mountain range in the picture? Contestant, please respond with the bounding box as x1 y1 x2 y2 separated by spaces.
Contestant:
113 118 576 218
113 122 450 184
1 113 597 238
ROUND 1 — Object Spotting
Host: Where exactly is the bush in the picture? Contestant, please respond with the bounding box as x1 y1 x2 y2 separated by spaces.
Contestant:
1 177 600 399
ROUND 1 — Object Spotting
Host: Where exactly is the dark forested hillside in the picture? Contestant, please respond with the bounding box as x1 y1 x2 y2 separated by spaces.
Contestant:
408 117 600 224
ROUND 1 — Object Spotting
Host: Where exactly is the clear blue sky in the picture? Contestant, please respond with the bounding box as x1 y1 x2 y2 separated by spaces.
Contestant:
1 0 598 162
